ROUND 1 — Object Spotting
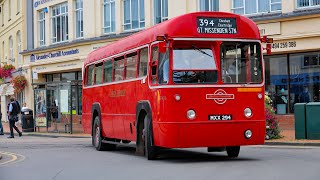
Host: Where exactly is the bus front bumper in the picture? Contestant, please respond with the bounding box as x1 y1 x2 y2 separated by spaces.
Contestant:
153 121 265 148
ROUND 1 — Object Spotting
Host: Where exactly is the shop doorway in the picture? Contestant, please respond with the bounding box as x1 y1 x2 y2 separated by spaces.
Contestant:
33 80 82 134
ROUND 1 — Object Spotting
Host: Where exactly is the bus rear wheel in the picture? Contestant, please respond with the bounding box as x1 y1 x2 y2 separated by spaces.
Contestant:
93 116 116 151
226 146 240 158
143 116 158 160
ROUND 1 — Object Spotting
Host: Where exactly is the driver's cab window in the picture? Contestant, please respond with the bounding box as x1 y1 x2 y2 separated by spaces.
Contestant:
221 42 262 84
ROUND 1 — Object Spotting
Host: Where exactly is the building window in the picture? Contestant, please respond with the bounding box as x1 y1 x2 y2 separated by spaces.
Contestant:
199 0 219 11
52 3 69 43
17 31 21 65
103 0 115 34
75 0 83 38
1 5 4 26
123 0 145 31
17 0 20 14
9 0 11 20
232 0 282 15
297 0 320 8
9 36 13 64
2 41 4 63
39 10 46 46
154 0 168 24
9 38 13 63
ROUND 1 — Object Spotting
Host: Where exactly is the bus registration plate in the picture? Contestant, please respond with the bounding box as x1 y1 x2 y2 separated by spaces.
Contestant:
208 115 232 121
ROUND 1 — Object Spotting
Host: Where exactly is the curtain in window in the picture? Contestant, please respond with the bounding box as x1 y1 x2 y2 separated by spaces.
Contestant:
245 0 256 14
258 0 269 12
200 0 209 11
132 0 139 29
210 0 219 11
124 0 131 30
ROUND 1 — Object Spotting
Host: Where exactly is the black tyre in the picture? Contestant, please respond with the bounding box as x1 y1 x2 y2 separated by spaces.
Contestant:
226 146 240 158
144 115 157 160
92 116 116 151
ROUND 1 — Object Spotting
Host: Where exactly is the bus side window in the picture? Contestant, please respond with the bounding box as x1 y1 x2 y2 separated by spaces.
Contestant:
95 63 103 85
114 56 125 81
138 48 148 77
104 60 113 83
87 65 94 86
125 52 138 80
151 46 159 84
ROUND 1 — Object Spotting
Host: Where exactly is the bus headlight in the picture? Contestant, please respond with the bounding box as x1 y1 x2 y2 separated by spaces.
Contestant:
257 93 263 99
174 94 181 101
244 129 252 139
187 110 196 120
244 108 252 118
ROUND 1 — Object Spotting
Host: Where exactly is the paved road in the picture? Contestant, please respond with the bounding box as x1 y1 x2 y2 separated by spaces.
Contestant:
1 135 320 180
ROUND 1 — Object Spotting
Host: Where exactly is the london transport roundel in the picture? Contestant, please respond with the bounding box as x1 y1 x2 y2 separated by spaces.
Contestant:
206 89 235 105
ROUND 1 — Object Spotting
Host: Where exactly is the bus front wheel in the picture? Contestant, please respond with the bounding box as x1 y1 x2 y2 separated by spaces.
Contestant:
226 146 240 158
144 116 158 160
93 116 116 151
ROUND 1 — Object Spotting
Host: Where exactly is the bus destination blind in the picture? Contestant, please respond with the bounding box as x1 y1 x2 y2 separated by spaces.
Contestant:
197 17 237 34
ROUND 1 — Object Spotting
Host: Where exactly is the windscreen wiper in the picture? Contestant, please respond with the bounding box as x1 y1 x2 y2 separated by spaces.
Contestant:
192 45 212 57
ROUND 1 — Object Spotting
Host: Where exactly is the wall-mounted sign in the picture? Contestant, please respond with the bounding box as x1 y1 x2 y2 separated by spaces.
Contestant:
30 49 80 62
197 17 237 34
34 0 53 8
258 22 281 36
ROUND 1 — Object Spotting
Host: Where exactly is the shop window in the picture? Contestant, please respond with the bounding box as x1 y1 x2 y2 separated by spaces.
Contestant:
290 53 320 108
125 52 137 79
61 72 76 81
104 60 113 82
138 47 148 77
53 74 61 82
77 71 82 80
114 57 125 81
265 55 289 114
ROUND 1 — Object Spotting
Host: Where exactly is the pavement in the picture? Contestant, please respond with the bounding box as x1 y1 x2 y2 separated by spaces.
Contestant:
1 129 320 146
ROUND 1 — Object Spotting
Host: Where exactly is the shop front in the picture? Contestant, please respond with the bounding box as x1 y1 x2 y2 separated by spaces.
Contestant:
263 37 320 131
33 79 82 134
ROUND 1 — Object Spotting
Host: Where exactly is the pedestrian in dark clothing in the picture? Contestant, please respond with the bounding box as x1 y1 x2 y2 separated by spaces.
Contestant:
7 96 22 138
0 104 4 135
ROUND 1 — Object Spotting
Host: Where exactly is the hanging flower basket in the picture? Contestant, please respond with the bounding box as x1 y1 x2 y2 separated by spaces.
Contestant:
0 64 15 79
12 75 27 94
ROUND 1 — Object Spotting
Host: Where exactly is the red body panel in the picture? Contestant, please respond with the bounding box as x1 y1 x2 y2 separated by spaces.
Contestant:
82 12 266 148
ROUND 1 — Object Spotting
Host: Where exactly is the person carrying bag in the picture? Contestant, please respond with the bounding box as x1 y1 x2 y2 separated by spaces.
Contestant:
7 96 22 138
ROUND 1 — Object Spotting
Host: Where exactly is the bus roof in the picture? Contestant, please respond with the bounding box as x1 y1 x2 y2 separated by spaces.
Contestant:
85 12 260 66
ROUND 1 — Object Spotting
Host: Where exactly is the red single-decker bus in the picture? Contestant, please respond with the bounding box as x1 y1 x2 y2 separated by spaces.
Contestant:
82 12 267 160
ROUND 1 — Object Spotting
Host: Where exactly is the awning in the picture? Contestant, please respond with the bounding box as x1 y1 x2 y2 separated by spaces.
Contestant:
0 84 6 96
0 83 15 96
5 84 14 96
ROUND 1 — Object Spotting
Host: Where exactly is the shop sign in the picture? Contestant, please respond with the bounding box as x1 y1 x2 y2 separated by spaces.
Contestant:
271 72 320 85
36 116 47 127
34 0 53 8
30 49 80 62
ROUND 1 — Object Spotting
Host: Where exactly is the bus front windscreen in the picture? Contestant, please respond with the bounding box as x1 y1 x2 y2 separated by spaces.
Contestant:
221 42 262 84
172 47 218 84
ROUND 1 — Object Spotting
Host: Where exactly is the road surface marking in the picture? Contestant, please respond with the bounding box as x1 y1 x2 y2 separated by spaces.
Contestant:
0 151 25 166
